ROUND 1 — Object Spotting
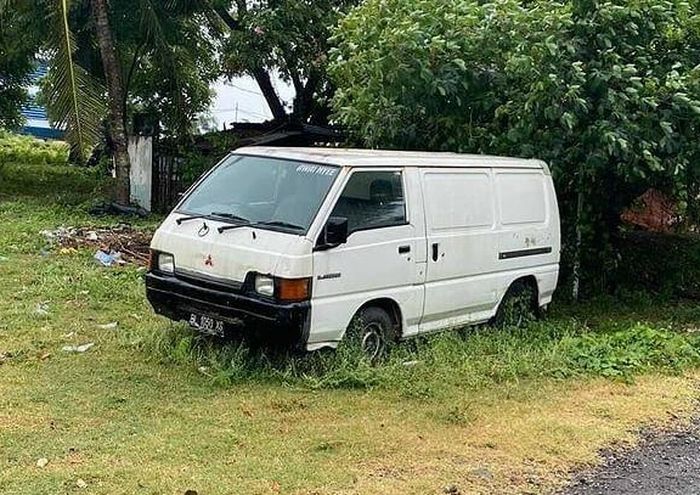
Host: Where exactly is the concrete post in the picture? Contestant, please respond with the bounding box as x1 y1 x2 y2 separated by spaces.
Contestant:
128 136 153 212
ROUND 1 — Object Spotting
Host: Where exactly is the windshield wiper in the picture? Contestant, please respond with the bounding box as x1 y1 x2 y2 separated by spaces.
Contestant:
218 221 252 233
256 220 305 231
176 214 207 225
211 211 250 223
218 219 305 234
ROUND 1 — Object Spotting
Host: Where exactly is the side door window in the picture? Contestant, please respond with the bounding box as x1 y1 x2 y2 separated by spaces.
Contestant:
329 171 406 234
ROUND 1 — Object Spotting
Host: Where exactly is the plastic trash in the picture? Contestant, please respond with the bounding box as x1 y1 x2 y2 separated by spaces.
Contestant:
62 343 95 353
94 249 124 267
96 322 118 330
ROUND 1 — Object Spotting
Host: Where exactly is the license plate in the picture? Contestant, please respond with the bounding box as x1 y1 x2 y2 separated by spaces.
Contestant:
188 313 225 337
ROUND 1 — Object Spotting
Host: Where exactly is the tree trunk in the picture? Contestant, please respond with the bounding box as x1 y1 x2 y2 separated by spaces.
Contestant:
214 5 287 121
91 0 130 205
252 67 287 121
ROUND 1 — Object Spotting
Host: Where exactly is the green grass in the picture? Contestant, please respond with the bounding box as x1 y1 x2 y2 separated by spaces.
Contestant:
1 161 700 494
0 132 70 169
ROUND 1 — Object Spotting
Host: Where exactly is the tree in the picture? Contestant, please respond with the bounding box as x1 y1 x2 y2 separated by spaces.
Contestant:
218 0 358 124
0 6 36 129
92 0 130 205
2 0 219 205
330 0 700 296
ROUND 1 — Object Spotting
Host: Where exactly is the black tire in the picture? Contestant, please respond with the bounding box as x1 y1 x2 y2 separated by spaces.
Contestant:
493 281 537 329
343 306 396 363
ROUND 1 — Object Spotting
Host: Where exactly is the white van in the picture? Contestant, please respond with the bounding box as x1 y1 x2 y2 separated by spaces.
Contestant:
146 147 560 358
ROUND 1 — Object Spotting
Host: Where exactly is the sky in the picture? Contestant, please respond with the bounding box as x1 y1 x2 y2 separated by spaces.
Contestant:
210 75 295 129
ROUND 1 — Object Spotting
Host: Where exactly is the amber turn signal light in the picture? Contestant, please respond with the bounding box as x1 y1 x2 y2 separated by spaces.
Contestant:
276 277 312 302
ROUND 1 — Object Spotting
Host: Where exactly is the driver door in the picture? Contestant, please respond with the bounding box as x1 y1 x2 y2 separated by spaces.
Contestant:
309 168 426 345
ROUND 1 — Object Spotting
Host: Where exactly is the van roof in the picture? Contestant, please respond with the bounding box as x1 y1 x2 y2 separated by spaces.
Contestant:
233 147 547 171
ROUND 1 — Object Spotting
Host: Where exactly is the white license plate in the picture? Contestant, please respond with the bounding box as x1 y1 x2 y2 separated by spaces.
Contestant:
188 313 225 337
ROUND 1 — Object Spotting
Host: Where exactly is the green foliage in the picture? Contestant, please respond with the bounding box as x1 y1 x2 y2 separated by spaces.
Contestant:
0 6 36 129
112 0 220 137
0 132 69 168
2 0 219 160
46 0 107 162
563 323 700 378
614 231 700 298
147 307 700 396
330 0 700 292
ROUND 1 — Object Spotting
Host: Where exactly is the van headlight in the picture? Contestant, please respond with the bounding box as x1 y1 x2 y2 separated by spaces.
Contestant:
157 252 175 274
255 275 275 297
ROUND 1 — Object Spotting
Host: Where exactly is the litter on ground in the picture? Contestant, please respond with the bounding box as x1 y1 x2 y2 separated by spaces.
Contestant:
40 225 152 265
34 303 50 317
96 322 118 330
62 343 95 353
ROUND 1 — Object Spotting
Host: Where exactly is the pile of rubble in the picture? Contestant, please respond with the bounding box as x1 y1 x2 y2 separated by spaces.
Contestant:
40 224 153 266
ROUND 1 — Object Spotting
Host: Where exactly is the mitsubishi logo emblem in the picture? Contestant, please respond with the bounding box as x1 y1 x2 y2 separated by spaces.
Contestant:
198 222 210 237
204 255 213 267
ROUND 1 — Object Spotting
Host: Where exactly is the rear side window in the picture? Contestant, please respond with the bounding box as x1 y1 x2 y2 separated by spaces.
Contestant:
423 171 494 230
496 172 547 225
330 171 406 233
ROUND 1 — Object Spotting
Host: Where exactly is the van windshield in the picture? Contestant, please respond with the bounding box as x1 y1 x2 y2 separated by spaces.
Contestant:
178 155 340 233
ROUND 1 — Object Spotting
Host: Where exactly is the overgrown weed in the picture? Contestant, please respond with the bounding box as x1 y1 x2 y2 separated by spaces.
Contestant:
143 312 700 396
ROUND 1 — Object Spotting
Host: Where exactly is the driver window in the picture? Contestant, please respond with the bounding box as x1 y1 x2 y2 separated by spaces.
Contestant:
330 171 406 233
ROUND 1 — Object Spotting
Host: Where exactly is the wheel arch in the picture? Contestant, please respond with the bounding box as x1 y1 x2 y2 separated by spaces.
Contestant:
347 297 404 339
499 275 540 311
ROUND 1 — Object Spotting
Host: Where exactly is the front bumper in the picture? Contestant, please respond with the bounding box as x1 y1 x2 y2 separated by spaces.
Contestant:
145 271 310 347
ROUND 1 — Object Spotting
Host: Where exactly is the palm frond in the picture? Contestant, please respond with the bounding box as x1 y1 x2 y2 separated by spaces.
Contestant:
44 0 105 162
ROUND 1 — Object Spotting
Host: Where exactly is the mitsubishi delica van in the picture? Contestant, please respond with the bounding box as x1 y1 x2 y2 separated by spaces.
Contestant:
146 147 560 358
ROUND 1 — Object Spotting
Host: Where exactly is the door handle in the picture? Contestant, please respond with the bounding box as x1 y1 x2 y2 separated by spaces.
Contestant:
432 243 439 262
398 245 411 254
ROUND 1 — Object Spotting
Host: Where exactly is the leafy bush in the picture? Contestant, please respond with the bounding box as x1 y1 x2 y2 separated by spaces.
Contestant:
614 231 700 298
563 324 700 378
0 131 69 168
329 0 700 294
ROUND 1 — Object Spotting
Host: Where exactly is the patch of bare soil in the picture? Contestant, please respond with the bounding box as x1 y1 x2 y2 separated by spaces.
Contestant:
41 225 153 265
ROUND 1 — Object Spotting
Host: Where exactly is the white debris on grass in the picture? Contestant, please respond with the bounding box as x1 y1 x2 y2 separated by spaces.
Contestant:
62 343 95 353
96 322 118 330
34 303 50 317
36 458 49 468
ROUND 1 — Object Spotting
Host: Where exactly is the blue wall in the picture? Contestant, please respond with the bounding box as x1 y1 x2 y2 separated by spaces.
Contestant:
20 63 65 140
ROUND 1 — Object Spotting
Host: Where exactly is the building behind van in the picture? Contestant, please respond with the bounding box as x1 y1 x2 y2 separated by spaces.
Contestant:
146 148 560 358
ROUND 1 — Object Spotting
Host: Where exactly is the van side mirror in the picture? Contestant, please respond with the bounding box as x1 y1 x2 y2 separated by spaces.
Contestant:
316 216 348 251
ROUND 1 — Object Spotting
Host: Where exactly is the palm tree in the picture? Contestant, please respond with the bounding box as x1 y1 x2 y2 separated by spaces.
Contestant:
91 0 130 204
1 0 220 206
1 0 127 202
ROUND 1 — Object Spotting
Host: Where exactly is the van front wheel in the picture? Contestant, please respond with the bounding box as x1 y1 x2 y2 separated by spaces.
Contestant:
343 306 395 363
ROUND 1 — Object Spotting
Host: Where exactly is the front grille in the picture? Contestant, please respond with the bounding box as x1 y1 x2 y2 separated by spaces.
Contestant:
174 269 244 293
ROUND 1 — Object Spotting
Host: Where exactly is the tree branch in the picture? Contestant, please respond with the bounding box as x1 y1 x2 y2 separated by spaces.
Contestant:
213 2 287 121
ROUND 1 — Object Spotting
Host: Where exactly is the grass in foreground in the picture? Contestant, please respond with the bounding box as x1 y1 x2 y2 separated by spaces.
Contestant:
1 162 700 494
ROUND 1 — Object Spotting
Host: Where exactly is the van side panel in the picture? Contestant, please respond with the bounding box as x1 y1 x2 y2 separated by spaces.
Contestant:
493 169 560 307
419 167 560 333
418 168 501 333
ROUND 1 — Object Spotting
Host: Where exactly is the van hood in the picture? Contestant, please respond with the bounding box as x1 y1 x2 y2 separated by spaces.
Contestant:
150 214 314 282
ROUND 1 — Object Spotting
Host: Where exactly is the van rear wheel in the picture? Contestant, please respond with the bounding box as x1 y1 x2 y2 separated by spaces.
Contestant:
493 281 537 328
343 306 395 363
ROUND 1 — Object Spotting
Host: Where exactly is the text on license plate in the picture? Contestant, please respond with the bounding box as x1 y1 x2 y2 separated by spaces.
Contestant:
189 313 225 337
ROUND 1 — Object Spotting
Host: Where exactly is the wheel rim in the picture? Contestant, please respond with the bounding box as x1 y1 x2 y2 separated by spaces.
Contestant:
360 322 384 360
